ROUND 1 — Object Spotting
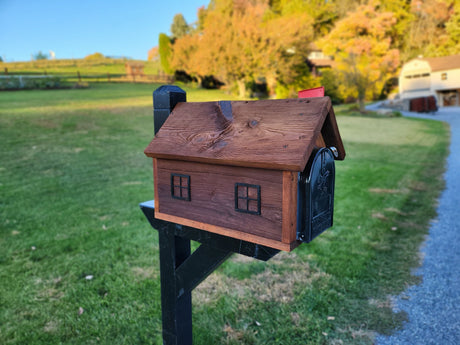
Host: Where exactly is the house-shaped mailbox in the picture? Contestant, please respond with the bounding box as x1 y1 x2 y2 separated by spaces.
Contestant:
144 86 345 252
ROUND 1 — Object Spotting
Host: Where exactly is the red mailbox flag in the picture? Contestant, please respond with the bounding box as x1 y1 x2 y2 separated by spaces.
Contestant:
298 86 325 98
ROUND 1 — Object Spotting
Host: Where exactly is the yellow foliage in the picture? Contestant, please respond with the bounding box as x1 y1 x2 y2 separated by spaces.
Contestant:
84 52 105 60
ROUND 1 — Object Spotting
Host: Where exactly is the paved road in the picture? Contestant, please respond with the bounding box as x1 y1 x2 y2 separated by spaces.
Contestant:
373 106 460 345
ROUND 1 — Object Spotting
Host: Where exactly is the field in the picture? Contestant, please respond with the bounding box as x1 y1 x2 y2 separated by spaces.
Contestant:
0 58 167 89
0 58 163 76
0 83 448 344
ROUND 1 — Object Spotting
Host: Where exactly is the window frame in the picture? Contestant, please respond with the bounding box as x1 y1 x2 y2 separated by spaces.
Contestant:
170 173 191 201
234 183 261 215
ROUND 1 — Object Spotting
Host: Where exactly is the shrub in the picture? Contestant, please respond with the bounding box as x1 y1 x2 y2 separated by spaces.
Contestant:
0 76 70 90
84 52 105 60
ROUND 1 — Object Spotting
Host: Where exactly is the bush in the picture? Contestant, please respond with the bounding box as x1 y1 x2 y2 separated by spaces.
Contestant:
84 52 105 60
320 70 343 104
0 76 69 90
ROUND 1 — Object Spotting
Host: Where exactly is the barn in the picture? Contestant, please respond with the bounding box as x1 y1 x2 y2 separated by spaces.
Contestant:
399 55 460 107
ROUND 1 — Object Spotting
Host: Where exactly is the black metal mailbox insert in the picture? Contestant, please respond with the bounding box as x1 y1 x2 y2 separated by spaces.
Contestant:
297 147 335 243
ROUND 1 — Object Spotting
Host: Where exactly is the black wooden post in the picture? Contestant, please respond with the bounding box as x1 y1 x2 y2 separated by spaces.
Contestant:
158 227 193 345
153 85 186 135
139 201 279 345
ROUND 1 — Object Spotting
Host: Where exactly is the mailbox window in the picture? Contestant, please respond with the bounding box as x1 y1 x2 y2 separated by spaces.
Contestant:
235 183 261 215
171 173 191 201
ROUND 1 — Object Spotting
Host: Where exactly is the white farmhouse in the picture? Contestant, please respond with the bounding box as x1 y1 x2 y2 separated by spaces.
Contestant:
399 55 460 107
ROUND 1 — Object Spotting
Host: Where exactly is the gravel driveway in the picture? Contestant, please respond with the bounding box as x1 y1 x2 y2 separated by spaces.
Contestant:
374 106 460 345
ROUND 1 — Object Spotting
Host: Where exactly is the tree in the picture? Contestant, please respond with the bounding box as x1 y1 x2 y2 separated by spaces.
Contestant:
159 33 173 74
269 0 338 38
170 13 190 39
84 52 105 60
148 46 159 61
404 0 454 58
443 2 460 54
320 3 400 112
33 51 48 60
434 1 460 56
170 0 314 97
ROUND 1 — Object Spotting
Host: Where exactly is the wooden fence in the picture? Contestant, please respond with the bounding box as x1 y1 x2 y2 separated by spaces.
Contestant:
2 68 175 84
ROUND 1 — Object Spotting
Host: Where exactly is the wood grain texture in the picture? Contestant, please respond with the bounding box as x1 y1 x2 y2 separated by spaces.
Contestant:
145 98 333 171
282 171 298 244
315 133 326 148
155 211 298 251
156 159 284 241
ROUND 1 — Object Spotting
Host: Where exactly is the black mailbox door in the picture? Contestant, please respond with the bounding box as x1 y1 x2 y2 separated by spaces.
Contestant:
297 148 335 243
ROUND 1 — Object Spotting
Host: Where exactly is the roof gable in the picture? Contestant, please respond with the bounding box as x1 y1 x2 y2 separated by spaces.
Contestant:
144 97 345 171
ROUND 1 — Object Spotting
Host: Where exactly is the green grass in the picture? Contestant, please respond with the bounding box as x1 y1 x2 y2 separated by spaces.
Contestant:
0 58 163 76
0 83 449 344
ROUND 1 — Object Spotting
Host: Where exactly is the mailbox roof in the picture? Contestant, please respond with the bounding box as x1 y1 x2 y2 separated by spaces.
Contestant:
144 97 345 171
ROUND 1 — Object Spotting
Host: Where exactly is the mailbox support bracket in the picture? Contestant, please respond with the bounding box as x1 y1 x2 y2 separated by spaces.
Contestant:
140 200 279 345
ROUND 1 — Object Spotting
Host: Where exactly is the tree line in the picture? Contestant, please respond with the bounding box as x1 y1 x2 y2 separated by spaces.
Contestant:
155 0 460 109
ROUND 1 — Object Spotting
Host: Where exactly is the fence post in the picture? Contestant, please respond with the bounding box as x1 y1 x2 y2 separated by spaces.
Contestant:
77 71 81 83
4 68 8 75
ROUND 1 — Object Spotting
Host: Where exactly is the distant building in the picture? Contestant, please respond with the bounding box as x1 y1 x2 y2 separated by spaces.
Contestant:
125 62 144 77
399 55 460 107
306 45 336 77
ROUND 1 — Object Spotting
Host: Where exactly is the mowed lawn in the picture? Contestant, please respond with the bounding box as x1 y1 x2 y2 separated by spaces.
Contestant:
0 83 448 345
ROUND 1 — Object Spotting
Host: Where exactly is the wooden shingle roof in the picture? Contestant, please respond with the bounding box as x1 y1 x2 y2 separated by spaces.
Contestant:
144 97 345 172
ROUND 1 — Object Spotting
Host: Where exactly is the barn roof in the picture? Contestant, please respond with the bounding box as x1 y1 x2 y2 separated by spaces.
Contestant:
144 97 345 172
421 55 460 72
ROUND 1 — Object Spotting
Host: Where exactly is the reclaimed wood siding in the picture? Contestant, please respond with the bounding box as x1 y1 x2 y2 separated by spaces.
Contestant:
156 159 284 241
282 171 298 244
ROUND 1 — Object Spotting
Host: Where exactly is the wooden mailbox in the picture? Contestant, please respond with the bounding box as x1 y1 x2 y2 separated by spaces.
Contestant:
144 86 345 252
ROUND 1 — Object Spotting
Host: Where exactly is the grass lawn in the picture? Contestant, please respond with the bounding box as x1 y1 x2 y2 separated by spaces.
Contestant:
1 58 163 76
0 83 449 344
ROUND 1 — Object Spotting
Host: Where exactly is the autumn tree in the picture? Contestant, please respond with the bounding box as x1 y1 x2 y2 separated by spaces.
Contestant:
320 3 400 111
171 0 314 97
379 0 413 52
434 1 460 56
147 46 159 61
443 1 460 54
269 0 337 38
405 0 454 58
159 0 459 100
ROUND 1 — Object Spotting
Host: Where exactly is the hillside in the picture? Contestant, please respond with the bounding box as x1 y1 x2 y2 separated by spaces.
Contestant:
0 57 163 76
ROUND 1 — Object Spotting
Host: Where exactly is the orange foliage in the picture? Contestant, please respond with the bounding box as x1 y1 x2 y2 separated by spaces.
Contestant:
170 0 313 96
148 46 159 61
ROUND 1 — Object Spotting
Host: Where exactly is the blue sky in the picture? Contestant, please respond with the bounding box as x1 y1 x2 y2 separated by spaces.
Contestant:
0 0 208 62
